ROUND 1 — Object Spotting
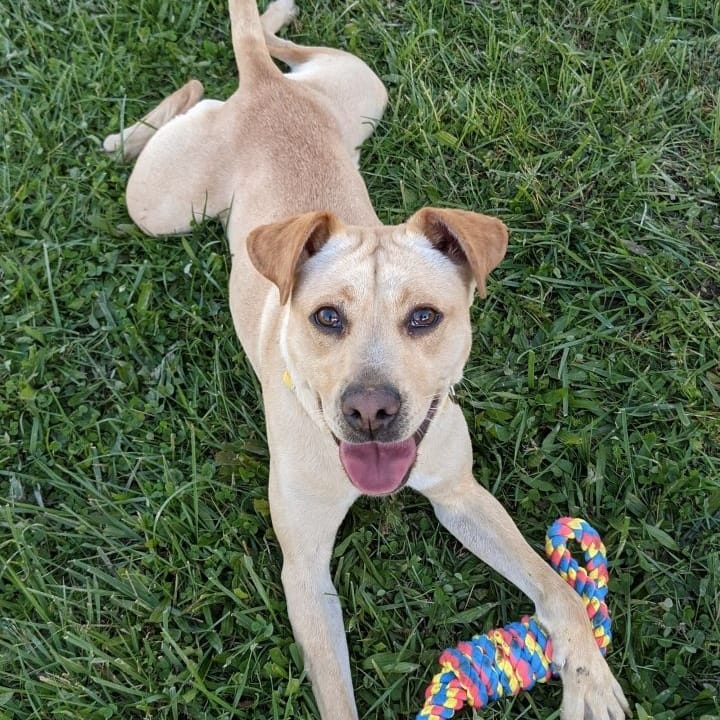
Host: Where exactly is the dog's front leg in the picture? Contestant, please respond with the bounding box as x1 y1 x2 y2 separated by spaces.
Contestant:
269 469 359 720
421 471 629 720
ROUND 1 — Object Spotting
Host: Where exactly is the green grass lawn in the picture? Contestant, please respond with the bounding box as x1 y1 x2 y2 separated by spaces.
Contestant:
1 0 719 718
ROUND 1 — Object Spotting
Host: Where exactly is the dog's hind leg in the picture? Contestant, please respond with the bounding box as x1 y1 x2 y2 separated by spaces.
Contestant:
264 35 387 164
104 1 299 237
103 79 204 162
121 96 230 237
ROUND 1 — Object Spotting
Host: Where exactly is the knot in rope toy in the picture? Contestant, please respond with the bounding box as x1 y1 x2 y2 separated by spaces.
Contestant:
417 517 612 719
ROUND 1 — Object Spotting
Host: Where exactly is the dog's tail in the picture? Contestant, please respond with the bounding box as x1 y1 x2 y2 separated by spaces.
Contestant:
229 0 280 82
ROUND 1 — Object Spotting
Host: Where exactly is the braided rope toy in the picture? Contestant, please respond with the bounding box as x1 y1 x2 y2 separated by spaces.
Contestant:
417 517 612 719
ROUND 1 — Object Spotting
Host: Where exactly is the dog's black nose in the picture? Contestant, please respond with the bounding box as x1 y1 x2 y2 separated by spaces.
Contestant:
341 385 401 435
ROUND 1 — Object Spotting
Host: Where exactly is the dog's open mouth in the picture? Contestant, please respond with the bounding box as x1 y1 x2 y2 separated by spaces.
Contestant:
338 397 438 495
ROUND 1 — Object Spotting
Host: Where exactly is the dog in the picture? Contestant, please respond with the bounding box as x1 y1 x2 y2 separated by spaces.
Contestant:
104 1 630 718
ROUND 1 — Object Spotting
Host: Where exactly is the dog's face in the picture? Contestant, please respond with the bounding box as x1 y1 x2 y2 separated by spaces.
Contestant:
248 208 507 495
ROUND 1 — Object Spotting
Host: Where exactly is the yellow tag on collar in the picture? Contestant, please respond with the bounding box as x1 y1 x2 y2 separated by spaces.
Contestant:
282 370 295 391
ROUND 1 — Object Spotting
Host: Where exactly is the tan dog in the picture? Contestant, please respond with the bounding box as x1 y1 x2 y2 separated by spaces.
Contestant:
104 1 629 718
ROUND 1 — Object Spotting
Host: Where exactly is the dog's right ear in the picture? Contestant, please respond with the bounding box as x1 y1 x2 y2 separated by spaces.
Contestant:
246 211 341 305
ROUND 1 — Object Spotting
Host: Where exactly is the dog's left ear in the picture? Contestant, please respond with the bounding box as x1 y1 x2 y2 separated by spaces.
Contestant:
407 207 508 297
247 211 342 305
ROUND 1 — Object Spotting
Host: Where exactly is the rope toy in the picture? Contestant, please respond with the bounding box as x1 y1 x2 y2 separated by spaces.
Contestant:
417 517 612 719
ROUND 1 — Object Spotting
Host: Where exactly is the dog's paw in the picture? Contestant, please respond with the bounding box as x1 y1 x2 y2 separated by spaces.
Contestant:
536 578 630 720
274 0 298 14
269 0 298 25
101 128 145 162
557 649 630 720
102 132 122 155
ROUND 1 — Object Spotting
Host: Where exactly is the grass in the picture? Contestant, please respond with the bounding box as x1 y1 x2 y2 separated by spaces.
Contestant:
1 0 719 718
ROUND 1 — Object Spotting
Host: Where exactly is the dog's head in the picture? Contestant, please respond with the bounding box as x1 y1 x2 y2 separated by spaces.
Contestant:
247 208 507 495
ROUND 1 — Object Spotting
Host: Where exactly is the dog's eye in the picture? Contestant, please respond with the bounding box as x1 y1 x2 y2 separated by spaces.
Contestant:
312 306 344 332
408 307 441 333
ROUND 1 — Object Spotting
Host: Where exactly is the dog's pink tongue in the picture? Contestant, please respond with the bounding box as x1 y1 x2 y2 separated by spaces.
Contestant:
339 439 416 495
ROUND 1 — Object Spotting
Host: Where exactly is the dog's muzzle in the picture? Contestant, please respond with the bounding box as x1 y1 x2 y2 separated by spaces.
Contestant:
338 397 438 495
